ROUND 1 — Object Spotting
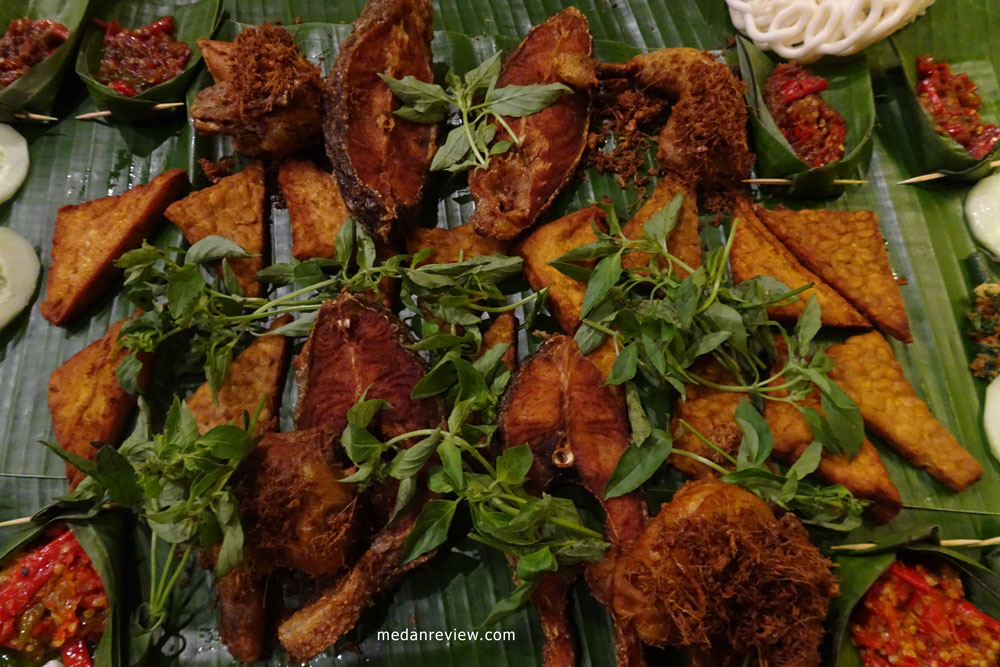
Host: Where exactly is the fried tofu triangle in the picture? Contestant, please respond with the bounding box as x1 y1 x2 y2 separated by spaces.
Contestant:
729 200 870 328
758 207 912 342
165 162 266 298
48 316 147 488
827 332 983 492
279 159 351 261
621 175 701 277
470 8 594 241
40 169 187 326
325 0 437 242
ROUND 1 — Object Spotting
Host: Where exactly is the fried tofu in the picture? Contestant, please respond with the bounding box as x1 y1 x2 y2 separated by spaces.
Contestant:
518 205 606 334
165 162 266 297
729 200 870 329
40 169 188 326
186 316 293 435
621 175 701 277
279 159 351 261
826 332 983 492
481 311 517 371
758 207 911 342
48 316 146 488
668 358 744 480
406 223 509 266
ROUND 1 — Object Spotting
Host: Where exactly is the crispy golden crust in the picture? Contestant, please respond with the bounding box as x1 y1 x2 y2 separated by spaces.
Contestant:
186 316 292 435
40 169 187 326
729 200 870 328
470 8 593 240
279 159 351 261
165 162 266 298
826 332 983 491
758 207 912 342
585 336 619 382
668 359 743 480
216 565 267 662
531 572 577 667
481 311 517 372
406 223 510 266
517 205 605 334
622 175 701 278
48 316 145 488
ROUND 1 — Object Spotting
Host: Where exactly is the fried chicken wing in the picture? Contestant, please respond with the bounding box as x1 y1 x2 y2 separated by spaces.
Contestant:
621 175 701 277
279 159 351 261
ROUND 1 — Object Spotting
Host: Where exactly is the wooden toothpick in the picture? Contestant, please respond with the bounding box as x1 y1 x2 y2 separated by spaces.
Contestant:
897 159 1000 185
75 101 186 121
742 178 868 186
13 112 58 122
831 535 1000 552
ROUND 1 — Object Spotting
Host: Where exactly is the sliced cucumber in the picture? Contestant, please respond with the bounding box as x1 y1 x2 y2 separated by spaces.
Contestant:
0 228 40 331
0 124 28 205
987 375 1000 465
965 171 1000 258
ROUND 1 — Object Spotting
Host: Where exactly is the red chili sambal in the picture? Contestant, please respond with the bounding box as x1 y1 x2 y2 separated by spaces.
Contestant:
94 16 190 97
0 18 71 89
763 62 847 168
0 526 107 665
917 56 1000 160
851 559 1000 667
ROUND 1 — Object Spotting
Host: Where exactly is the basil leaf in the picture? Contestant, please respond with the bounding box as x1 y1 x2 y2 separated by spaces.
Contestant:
496 444 533 486
378 73 451 106
515 546 557 581
431 125 473 172
580 253 622 319
606 343 637 385
256 263 296 286
347 397 392 428
787 439 823 480
734 399 774 470
642 194 683 252
197 424 253 460
438 438 465 491
478 580 536 628
266 312 317 338
603 429 672 499
166 264 207 320
819 384 865 460
341 425 385 464
185 235 253 265
215 521 244 578
795 295 822 351
94 446 142 507
400 499 458 564
485 82 572 117
335 216 356 268
115 353 144 396
624 382 652 447
463 51 503 93
391 476 418 523
389 430 441 480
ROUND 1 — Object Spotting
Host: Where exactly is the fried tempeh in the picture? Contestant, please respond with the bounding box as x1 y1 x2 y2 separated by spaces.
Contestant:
729 199 870 328
185 316 292 435
48 316 147 488
517 205 605 334
621 174 701 277
165 162 266 298
826 332 982 492
758 207 912 342
406 223 509 266
481 311 517 372
279 159 351 261
668 358 744 479
40 169 187 326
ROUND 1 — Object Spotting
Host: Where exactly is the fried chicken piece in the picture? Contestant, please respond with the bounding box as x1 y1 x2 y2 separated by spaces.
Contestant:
729 200 870 328
668 358 744 479
185 316 292 435
279 159 351 261
190 25 325 158
40 169 187 326
758 207 912 342
215 563 268 662
517 205 605 334
826 332 983 491
481 311 517 371
406 223 510 266
470 8 594 241
613 480 838 666
621 175 701 277
48 316 147 488
165 162 266 298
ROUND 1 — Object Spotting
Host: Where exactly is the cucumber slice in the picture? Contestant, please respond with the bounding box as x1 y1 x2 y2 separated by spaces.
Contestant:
987 375 1000 464
965 172 1000 258
0 228 40 331
0 124 29 205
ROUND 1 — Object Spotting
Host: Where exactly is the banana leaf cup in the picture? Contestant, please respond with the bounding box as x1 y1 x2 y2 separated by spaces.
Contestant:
0 0 92 123
74 0 223 123
736 36 875 199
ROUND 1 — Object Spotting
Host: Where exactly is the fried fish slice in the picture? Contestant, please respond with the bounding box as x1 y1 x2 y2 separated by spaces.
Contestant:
621 174 701 277
758 207 912 342
40 169 187 326
826 332 983 492
165 162 266 298
729 200 870 328
48 316 147 488
517 205 605 334
186 316 292 435
470 8 594 240
278 159 351 261
668 358 744 479
406 223 510 266
325 0 437 241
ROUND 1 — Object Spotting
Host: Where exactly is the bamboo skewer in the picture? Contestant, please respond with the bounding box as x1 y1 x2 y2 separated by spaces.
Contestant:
832 535 1000 552
13 112 58 122
75 101 186 121
898 159 1000 185
742 177 869 186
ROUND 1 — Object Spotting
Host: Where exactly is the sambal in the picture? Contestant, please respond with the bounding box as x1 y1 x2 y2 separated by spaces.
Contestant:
0 18 71 89
94 17 190 97
763 62 847 167
917 55 1000 160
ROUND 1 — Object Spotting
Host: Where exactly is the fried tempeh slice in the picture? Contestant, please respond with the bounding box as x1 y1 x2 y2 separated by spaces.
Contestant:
186 316 292 435
470 8 594 240
48 316 147 488
406 223 509 265
729 200 870 328
517 205 605 334
165 162 266 298
279 159 351 261
40 169 188 326
668 358 744 479
758 207 912 342
826 332 983 491
481 311 517 372
621 175 701 277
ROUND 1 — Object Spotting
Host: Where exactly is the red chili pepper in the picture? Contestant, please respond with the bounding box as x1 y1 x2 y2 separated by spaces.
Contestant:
861 653 892 667
110 80 136 97
779 75 829 103
887 561 933 593
958 600 1000 634
60 638 93 667
0 531 78 642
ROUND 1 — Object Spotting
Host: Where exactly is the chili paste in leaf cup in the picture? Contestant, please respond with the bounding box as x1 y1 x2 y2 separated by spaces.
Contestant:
736 36 875 199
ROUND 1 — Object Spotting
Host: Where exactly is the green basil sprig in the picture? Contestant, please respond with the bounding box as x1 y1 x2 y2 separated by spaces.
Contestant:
74 0 222 122
736 36 875 198
0 0 91 123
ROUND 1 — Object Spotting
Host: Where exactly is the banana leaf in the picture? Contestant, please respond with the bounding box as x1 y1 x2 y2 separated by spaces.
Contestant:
736 36 875 199
74 0 222 122
889 2 1000 181
0 0 92 123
